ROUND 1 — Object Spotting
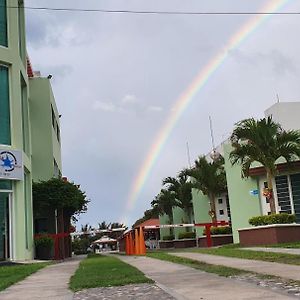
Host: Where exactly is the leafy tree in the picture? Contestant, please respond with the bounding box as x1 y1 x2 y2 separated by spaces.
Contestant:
183 155 227 222
230 116 300 213
163 174 193 223
33 178 89 221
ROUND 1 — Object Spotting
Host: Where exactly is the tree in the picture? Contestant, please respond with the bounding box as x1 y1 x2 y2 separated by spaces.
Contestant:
151 189 176 224
132 207 159 228
151 189 177 235
162 174 193 223
230 116 300 213
33 178 89 221
184 155 227 222
98 221 110 230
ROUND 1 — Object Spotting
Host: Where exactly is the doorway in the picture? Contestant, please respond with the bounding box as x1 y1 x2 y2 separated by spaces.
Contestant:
0 192 10 260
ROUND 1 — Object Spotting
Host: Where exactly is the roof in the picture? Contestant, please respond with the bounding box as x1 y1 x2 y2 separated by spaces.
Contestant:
134 218 160 229
92 236 117 244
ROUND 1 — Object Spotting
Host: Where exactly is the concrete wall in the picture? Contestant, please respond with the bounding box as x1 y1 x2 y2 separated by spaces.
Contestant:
29 78 62 181
0 1 33 260
223 143 262 243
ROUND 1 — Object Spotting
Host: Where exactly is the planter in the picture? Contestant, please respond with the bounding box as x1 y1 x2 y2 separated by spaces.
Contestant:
35 245 54 260
174 238 196 248
198 234 233 247
159 240 174 249
238 224 300 246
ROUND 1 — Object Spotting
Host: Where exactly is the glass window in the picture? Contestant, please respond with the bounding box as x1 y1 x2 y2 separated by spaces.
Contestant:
0 0 7 47
0 66 10 145
0 180 12 190
21 77 30 154
18 1 25 62
24 171 31 249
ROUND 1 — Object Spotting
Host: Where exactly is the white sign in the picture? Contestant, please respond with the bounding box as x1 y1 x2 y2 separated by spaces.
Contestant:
0 149 24 180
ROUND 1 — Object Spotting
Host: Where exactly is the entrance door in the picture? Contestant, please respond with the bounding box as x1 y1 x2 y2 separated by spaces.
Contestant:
0 192 10 260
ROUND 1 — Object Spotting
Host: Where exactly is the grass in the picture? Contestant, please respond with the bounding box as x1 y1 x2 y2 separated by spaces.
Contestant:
191 244 300 265
265 242 300 249
69 254 153 291
0 263 49 292
147 252 247 277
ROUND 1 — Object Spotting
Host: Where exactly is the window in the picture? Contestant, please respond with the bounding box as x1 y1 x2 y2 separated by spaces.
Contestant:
219 210 224 215
18 1 26 62
21 77 30 154
53 159 61 178
0 180 11 190
0 66 10 145
24 171 31 249
218 198 223 204
0 0 7 47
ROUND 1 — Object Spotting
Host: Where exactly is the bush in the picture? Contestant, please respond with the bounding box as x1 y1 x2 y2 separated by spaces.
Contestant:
34 235 54 248
178 232 196 239
249 213 296 226
203 226 232 235
162 235 174 241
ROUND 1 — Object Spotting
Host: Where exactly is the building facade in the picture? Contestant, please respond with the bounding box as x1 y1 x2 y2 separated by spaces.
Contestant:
0 1 62 260
0 0 33 261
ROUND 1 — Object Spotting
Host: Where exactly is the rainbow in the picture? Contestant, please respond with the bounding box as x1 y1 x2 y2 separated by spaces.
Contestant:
122 0 291 224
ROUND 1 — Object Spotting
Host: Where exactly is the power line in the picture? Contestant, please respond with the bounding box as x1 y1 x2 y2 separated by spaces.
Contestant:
5 6 300 15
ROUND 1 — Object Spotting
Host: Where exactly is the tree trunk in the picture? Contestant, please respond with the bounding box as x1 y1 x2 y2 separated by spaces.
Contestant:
266 171 276 214
209 193 217 223
168 214 174 236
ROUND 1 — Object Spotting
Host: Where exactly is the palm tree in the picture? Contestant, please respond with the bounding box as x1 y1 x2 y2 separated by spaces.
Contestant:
98 221 110 230
184 155 227 222
230 116 300 213
151 189 176 224
162 174 193 223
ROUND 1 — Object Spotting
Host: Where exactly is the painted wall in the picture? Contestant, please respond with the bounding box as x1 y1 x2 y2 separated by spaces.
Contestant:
192 189 210 237
29 78 62 182
0 1 33 260
223 143 261 243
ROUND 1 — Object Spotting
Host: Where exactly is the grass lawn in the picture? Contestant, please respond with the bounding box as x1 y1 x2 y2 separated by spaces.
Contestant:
0 263 49 292
191 244 300 265
266 242 300 249
147 252 247 277
69 254 153 291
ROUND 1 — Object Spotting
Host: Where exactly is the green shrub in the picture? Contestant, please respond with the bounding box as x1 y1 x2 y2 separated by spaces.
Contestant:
178 232 196 239
203 226 232 236
34 235 54 248
162 235 174 241
249 213 296 226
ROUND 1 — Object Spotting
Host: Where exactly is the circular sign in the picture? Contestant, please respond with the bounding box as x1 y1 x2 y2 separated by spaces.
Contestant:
0 151 17 172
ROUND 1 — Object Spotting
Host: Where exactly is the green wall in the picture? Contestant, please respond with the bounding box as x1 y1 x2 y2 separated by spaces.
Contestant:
29 78 62 182
223 143 262 243
192 188 211 237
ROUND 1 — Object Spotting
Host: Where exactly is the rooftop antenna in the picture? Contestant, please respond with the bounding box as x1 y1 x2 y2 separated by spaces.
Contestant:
186 142 192 168
209 116 220 161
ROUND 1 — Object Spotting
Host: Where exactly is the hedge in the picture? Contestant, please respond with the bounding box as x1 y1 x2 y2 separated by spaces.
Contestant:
162 235 175 241
249 213 296 226
178 232 196 239
203 226 232 236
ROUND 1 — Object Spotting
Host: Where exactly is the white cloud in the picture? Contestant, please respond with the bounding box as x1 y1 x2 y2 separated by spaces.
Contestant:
121 94 139 105
93 101 116 112
147 105 163 112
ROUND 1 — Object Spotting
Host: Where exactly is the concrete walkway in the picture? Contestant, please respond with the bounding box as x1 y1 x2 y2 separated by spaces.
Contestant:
243 247 300 255
172 252 300 281
118 255 296 300
0 256 84 300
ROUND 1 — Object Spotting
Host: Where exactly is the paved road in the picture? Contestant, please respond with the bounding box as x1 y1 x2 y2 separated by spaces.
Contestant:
118 255 297 300
172 252 300 281
0 256 84 300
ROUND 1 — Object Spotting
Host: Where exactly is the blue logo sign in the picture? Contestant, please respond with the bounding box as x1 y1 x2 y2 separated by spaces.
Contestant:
0 151 17 172
249 189 259 196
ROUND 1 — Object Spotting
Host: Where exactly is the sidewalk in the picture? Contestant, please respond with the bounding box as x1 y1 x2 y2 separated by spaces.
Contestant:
118 255 295 300
0 256 84 300
172 252 300 281
243 247 300 255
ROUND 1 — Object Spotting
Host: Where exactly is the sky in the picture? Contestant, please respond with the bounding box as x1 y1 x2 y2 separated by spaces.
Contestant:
25 0 300 228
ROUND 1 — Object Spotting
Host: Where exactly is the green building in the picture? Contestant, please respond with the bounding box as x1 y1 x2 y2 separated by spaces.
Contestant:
0 1 62 261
